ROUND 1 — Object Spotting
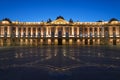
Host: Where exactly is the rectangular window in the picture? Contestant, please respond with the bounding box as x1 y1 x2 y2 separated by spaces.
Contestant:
113 27 115 31
95 27 97 31
84 28 87 31
4 27 7 31
23 28 26 32
38 28 41 32
105 27 108 31
19 28 21 32
90 28 92 31
66 32 69 38
33 33 35 37
28 28 31 32
51 32 54 37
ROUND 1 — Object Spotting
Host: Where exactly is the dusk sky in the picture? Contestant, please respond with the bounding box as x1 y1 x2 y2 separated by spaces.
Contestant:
0 0 120 22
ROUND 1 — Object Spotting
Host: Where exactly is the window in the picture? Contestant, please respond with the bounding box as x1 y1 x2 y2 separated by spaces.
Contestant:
95 27 97 31
105 27 108 31
23 32 26 37
113 27 115 31
79 31 82 37
90 32 92 37
51 32 54 37
90 28 92 31
66 27 69 32
99 31 102 37
74 32 77 37
43 32 46 37
23 28 26 32
12 32 15 38
28 28 31 32
18 32 21 37
4 31 7 37
33 33 35 37
28 32 31 37
58 31 62 37
38 28 41 31
12 27 16 31
99 28 102 31
95 32 97 37
105 31 109 37
84 28 87 31
18 28 21 32
79 27 82 31
113 32 116 37
66 32 69 38
4 27 7 31
33 28 36 32
38 32 41 37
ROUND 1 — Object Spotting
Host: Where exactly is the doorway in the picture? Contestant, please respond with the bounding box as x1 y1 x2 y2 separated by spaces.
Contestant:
90 39 93 45
58 31 62 45
58 38 62 45
113 39 116 45
85 39 88 45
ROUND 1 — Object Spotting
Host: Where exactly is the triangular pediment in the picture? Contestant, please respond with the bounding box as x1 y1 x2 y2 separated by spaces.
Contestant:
51 18 69 24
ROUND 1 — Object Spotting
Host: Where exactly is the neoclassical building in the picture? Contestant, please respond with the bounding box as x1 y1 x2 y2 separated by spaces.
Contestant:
0 16 120 46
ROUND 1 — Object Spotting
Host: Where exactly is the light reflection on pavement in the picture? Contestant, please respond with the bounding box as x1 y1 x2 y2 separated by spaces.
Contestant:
0 45 120 72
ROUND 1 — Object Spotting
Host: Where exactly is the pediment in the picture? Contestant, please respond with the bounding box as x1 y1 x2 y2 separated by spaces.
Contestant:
51 19 69 24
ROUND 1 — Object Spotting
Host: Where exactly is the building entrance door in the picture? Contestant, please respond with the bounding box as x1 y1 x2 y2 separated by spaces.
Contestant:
85 39 88 45
90 39 93 45
58 31 62 45
113 39 116 45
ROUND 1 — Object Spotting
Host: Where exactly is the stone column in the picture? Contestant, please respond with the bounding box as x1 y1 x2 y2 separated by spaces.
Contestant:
108 26 112 37
102 27 104 37
41 27 43 37
31 27 33 37
63 27 65 36
21 27 23 37
77 27 79 37
87 27 89 37
72 26 74 36
46 26 48 37
97 27 100 37
49 27 51 37
92 27 94 37
55 27 58 37
16 26 18 37
26 27 28 37
116 26 119 37
1 26 4 37
36 27 38 37
7 26 11 37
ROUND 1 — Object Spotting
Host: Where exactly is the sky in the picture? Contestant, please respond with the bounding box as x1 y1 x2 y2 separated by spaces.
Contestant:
0 0 120 22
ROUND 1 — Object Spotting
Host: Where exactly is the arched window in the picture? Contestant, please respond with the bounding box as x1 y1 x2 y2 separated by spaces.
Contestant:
33 33 36 37
113 32 116 37
90 32 92 38
66 32 69 38
28 32 31 37
38 32 41 37
51 32 54 38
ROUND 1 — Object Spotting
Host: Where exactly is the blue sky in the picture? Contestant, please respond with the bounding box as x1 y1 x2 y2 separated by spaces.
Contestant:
0 0 120 22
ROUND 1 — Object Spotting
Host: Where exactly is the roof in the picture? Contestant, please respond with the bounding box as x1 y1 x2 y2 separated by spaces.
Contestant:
2 18 12 23
109 18 119 23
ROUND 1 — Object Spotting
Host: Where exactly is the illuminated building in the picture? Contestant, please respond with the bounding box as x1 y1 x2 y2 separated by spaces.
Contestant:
0 16 120 46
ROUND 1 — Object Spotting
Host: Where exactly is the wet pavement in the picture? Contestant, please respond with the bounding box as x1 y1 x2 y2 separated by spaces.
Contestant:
0 45 120 80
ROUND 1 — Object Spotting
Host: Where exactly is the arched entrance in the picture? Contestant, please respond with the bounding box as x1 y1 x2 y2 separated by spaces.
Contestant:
90 39 93 45
113 39 116 45
58 30 62 45
85 39 88 45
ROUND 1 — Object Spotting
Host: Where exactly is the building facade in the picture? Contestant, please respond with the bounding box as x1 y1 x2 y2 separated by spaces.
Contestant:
0 16 120 46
